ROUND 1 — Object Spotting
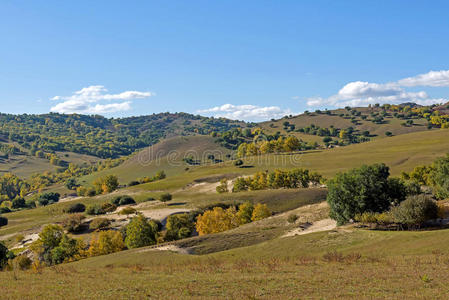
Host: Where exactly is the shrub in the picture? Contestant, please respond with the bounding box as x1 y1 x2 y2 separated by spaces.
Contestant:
234 159 244 166
65 178 78 190
437 203 449 219
111 195 136 206
62 213 86 233
89 218 111 231
0 207 11 214
101 202 117 213
38 192 60 206
143 197 156 202
64 203 86 213
85 204 106 215
216 179 229 194
14 255 32 270
25 200 36 208
159 193 172 202
128 181 140 187
12 197 26 209
119 207 137 215
327 163 406 225
251 203 271 221
431 155 449 199
392 195 438 228
119 196 136 206
287 214 298 224
125 215 158 248
0 216 8 227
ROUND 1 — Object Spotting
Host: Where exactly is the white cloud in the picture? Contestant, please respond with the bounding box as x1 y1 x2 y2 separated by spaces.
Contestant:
398 70 449 87
50 85 153 114
198 104 296 121
304 70 449 108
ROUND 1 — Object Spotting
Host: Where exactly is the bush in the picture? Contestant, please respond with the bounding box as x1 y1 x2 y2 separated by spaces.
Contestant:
287 214 298 224
62 213 85 233
111 195 136 206
119 196 136 206
159 193 172 202
14 255 32 270
38 192 60 206
12 198 26 209
93 175 119 194
234 159 244 166
85 204 106 216
26 200 36 208
65 178 78 190
89 218 111 231
0 216 7 227
431 155 449 199
64 203 86 213
119 207 137 215
125 215 158 248
216 179 229 194
0 207 11 214
392 195 438 228
143 197 156 202
101 202 117 213
236 202 254 224
327 163 406 225
128 180 140 186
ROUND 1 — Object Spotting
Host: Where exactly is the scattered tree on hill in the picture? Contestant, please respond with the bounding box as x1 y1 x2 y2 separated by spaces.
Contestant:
0 242 8 269
327 163 407 225
65 178 79 190
165 213 195 241
159 193 172 202
196 206 240 235
251 203 271 221
38 192 60 206
93 175 119 194
236 202 254 224
88 230 125 256
124 215 158 248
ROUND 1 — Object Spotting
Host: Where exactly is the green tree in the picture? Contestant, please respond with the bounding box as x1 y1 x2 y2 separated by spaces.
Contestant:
391 195 438 229
125 215 158 248
165 213 194 241
431 155 449 199
237 202 254 224
327 163 406 225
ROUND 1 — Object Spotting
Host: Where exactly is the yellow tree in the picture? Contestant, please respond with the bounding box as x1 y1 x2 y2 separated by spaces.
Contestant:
88 230 125 257
251 203 271 221
196 207 239 235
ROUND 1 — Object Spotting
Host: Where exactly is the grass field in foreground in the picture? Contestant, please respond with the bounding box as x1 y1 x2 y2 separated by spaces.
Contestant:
2 228 449 299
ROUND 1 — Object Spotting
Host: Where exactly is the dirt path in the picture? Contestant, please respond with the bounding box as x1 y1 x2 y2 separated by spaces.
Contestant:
282 218 337 237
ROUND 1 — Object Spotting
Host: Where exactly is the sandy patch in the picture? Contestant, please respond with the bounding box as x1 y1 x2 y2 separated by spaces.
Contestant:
282 218 337 237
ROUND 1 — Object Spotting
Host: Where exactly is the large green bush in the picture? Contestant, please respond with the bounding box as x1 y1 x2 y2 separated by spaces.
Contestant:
124 215 158 248
431 155 449 199
327 163 406 225
165 213 194 241
391 195 438 228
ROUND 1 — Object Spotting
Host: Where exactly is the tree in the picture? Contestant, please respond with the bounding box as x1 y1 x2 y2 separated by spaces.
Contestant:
327 163 406 225
237 202 254 224
88 230 125 256
65 178 78 190
38 192 60 206
165 213 194 241
0 216 7 227
63 203 86 213
430 155 449 199
196 207 240 235
0 241 8 269
125 215 158 248
251 203 271 221
93 175 119 194
12 197 26 209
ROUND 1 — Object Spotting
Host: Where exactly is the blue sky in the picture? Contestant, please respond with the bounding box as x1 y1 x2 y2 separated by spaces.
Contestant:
1 0 449 121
